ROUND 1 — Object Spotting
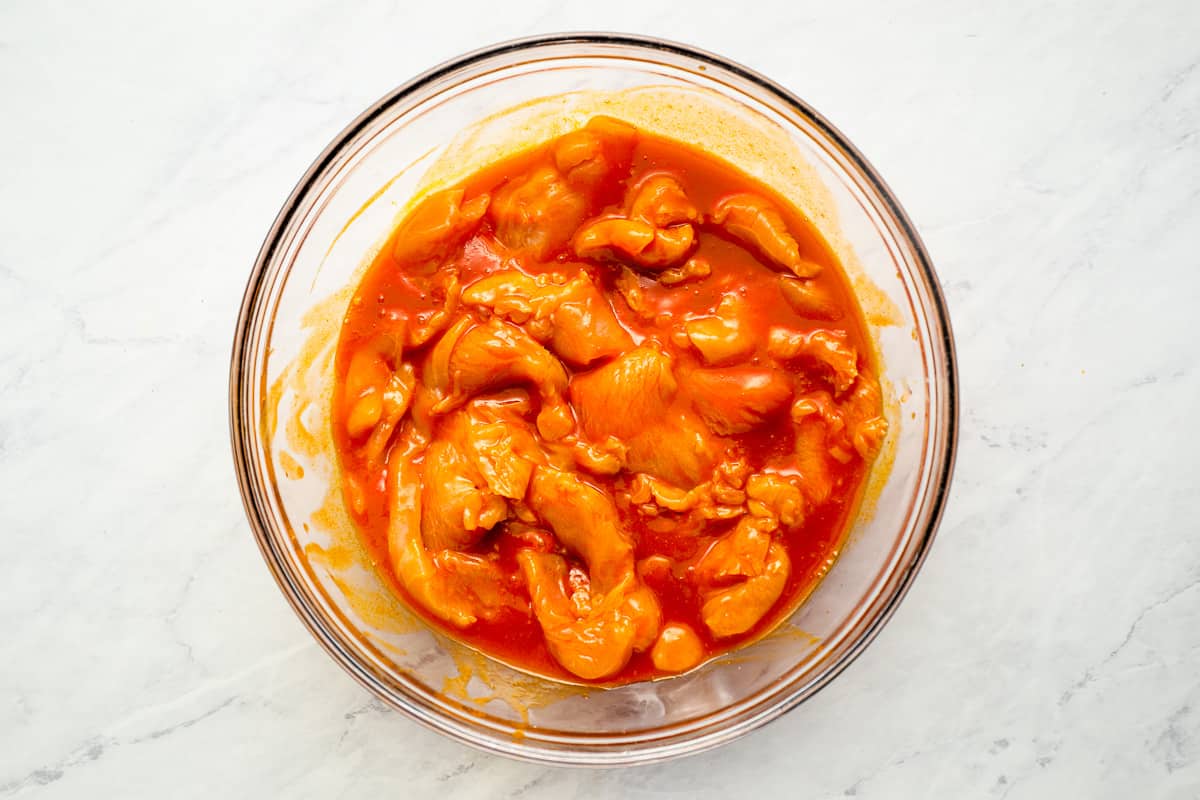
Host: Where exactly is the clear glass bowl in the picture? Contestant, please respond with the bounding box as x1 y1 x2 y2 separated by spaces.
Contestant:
230 33 957 765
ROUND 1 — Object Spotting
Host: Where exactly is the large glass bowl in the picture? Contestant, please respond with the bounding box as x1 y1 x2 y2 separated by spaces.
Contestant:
230 33 957 766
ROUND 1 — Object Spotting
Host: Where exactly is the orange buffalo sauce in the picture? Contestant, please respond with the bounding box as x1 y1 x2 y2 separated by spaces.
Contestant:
333 118 887 684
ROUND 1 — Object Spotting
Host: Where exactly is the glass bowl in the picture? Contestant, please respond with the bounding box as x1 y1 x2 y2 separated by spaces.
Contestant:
229 33 957 766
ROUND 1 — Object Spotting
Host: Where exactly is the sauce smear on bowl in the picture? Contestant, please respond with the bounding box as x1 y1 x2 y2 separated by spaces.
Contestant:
333 117 887 684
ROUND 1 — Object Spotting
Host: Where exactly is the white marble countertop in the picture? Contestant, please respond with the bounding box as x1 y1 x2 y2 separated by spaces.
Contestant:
3 1 1198 797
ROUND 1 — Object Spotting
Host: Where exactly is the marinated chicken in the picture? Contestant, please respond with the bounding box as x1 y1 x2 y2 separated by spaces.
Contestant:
333 118 888 684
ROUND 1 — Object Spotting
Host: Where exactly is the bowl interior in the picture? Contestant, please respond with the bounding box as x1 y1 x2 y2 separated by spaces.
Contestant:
232 35 955 765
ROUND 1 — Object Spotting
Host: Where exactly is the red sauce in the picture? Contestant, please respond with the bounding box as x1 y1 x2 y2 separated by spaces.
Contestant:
332 118 886 684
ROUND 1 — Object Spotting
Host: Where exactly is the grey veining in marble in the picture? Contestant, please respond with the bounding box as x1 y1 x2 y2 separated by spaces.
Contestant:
1 0 1198 797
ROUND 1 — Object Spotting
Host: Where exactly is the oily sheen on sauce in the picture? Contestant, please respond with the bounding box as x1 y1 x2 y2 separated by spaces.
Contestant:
332 117 887 684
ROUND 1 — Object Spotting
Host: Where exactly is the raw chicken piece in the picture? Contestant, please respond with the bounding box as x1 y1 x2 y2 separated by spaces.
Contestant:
391 189 490 269
421 398 543 547
579 115 639 149
573 217 696 268
711 193 821 278
548 278 634 366
435 550 528 619
518 551 660 680
528 467 634 591
420 437 507 552
544 435 627 476
683 366 793 434
491 167 588 260
650 623 705 673
692 515 791 638
570 345 678 441
572 172 699 269
343 347 395 439
459 271 562 324
767 327 859 394
491 118 636 263
363 363 417 469
628 455 750 522
778 276 842 321
701 541 790 638
694 516 776 586
790 390 855 464
628 173 698 228
791 373 888 464
684 295 756 365
426 317 574 440
462 270 632 367
385 429 521 628
789 390 845 431
342 343 418 468
436 395 545 508
464 418 539 498
745 473 806 528
840 372 889 460
520 467 661 679
629 473 714 514
570 346 723 486
553 116 637 190
405 268 461 348
791 418 835 505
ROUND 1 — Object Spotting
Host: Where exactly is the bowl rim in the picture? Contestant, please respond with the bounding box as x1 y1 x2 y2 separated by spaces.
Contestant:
229 31 959 766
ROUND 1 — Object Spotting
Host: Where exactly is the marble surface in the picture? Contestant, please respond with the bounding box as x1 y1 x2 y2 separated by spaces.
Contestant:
2 0 1199 796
